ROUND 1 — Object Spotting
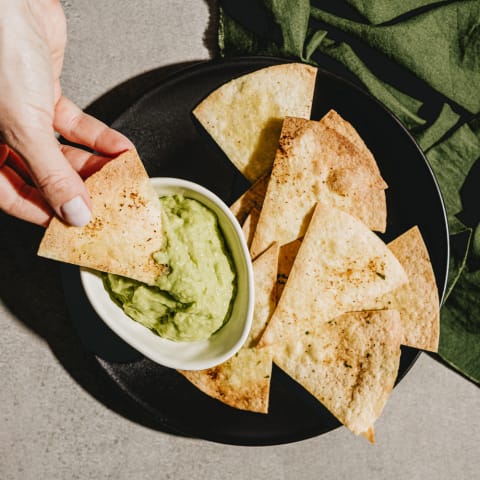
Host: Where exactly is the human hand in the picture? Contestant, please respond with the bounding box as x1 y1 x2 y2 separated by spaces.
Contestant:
0 0 134 227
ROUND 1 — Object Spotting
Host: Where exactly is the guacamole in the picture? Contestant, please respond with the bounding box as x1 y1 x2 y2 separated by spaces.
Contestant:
104 194 236 342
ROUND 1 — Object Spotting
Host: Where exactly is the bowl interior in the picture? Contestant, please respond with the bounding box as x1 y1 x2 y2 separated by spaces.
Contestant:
80 177 254 370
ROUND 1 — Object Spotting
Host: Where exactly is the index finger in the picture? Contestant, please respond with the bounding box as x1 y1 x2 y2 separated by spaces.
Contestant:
54 96 134 156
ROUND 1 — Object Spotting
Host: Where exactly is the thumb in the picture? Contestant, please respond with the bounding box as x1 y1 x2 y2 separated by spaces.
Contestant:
14 130 92 227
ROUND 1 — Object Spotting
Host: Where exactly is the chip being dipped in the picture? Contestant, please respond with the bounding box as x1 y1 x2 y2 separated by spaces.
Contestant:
38 149 165 285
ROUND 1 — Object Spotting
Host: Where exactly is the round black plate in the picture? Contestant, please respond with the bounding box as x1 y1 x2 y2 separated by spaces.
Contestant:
64 57 449 446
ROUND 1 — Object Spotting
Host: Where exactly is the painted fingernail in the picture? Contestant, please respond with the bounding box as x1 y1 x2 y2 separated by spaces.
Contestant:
61 195 91 227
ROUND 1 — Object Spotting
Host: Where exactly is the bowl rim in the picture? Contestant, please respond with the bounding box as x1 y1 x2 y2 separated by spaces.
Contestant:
80 176 255 370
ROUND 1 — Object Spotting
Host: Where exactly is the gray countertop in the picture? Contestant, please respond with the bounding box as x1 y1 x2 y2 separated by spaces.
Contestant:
1 1 479 479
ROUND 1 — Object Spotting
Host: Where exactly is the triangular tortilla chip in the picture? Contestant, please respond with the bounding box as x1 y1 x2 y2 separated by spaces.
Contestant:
361 426 376 444
374 226 440 352
246 242 279 348
268 309 402 436
241 208 260 250
277 239 302 301
38 149 165 285
259 203 407 348
230 171 269 224
193 63 317 182
179 348 272 414
250 112 387 258
321 109 387 190
179 243 279 413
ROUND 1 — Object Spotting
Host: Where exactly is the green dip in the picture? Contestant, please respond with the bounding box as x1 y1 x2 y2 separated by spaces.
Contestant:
103 194 237 342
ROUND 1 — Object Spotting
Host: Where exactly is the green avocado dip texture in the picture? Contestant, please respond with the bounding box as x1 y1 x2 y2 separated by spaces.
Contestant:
103 194 237 342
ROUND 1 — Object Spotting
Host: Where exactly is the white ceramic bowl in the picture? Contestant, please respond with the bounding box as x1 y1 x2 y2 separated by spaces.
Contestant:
80 177 254 370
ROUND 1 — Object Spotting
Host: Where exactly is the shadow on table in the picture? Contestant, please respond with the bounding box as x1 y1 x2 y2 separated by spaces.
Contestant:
82 61 204 128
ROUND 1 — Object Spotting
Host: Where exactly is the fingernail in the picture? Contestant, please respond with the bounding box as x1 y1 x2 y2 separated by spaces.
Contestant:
61 196 91 227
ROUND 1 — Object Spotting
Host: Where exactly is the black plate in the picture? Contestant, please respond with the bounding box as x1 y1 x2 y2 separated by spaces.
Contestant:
63 57 449 446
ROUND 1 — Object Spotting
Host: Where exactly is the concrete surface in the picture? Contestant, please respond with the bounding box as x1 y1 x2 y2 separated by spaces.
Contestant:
1 1 479 479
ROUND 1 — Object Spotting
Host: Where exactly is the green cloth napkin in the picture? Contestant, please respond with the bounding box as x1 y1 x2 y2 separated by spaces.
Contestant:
218 0 480 384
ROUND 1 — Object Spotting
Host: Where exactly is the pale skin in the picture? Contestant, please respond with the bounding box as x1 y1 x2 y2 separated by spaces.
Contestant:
0 0 134 227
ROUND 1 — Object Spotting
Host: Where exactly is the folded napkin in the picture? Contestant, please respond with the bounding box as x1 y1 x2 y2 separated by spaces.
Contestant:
218 0 480 384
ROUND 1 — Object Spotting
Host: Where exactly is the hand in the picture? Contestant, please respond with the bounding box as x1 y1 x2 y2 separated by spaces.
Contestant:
0 0 134 226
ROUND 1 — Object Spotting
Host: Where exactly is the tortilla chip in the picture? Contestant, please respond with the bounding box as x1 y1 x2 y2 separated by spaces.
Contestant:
268 310 402 436
321 110 387 231
193 63 317 182
321 110 387 190
277 239 302 301
179 243 279 413
246 242 279 347
180 348 273 414
259 203 407 349
38 149 165 285
230 172 269 224
241 208 260 250
250 112 387 258
374 226 440 352
362 426 376 444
